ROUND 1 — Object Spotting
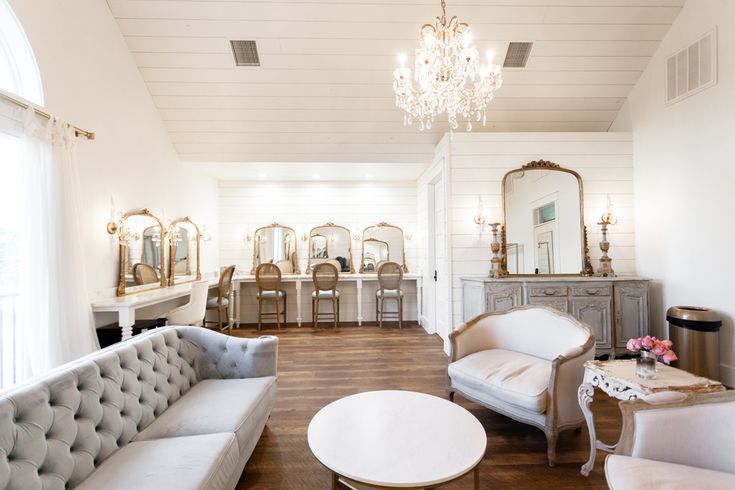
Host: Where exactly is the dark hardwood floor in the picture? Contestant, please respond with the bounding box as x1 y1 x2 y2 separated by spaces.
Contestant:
234 324 620 489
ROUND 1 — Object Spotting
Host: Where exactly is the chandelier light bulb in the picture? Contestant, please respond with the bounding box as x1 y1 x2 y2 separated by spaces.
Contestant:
392 0 502 131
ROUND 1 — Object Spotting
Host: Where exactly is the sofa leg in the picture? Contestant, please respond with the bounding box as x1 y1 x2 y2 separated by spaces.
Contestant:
448 390 455 403
545 429 558 467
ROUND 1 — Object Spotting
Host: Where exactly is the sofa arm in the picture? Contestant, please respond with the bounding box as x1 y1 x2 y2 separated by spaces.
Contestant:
616 390 735 473
548 336 596 427
449 314 499 362
177 327 279 380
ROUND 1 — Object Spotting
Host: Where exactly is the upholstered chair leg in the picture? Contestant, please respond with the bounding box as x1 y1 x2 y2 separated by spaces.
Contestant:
545 429 559 467
337 298 340 326
276 298 282 329
258 298 262 330
332 297 337 329
379 296 384 328
398 297 403 329
217 307 222 331
283 296 287 325
448 390 455 402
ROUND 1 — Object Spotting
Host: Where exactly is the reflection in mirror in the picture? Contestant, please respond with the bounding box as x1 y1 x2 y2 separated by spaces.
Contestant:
251 223 299 274
168 217 202 286
361 222 407 273
308 223 353 272
107 208 167 296
502 161 591 275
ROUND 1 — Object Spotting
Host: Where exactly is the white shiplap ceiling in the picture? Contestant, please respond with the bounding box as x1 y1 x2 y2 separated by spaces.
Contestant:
107 0 684 173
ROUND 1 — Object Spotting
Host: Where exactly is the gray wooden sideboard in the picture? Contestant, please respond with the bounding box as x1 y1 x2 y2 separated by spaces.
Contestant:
460 277 649 358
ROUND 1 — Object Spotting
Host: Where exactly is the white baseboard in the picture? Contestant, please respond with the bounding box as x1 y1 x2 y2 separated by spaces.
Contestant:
419 315 436 334
720 363 735 388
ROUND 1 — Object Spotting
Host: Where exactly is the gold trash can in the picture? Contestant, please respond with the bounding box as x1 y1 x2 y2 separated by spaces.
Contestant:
667 306 722 380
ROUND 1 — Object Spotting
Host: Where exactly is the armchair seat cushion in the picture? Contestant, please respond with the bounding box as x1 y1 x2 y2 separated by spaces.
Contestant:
257 290 285 299
77 432 239 490
448 349 551 413
605 455 735 490
313 290 340 299
135 377 276 453
207 297 229 308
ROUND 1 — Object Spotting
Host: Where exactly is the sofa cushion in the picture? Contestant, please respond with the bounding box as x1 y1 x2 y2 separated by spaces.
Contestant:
605 455 735 490
76 432 238 490
448 349 551 413
135 376 276 452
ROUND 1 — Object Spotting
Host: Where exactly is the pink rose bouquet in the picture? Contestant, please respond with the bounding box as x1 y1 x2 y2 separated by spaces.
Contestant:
626 336 678 364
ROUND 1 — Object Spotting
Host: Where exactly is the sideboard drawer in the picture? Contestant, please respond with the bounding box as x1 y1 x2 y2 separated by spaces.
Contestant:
571 285 612 297
528 285 568 297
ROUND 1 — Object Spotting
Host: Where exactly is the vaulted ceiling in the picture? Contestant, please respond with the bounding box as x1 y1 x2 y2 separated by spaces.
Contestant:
107 0 684 169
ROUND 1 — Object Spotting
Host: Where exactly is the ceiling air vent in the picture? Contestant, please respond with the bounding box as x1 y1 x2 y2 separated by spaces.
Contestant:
230 40 260 66
503 42 533 68
666 29 716 105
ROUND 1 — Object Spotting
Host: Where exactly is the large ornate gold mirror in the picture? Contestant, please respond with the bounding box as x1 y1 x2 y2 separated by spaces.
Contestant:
251 223 299 274
501 160 592 276
168 217 202 286
308 223 353 273
107 208 167 296
360 222 408 273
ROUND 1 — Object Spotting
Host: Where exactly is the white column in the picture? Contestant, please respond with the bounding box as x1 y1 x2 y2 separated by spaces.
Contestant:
119 308 135 341
356 277 363 326
230 280 238 328
296 278 303 327
416 276 423 326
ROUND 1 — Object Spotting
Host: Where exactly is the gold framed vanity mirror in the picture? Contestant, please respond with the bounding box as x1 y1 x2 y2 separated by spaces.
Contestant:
251 223 299 274
360 222 408 273
168 217 202 286
307 223 353 273
107 208 167 296
501 160 593 276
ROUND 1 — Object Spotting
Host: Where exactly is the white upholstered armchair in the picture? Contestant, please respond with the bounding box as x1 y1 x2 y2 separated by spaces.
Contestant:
606 390 735 489
447 305 595 466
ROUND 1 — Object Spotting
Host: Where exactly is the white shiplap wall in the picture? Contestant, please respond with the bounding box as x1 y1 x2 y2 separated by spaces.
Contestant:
446 132 635 328
219 180 419 323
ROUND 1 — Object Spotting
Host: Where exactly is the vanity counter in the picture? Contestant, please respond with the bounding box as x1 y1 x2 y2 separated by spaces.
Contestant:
233 273 423 327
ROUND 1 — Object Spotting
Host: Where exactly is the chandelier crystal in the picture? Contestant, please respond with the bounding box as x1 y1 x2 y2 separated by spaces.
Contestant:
392 0 503 131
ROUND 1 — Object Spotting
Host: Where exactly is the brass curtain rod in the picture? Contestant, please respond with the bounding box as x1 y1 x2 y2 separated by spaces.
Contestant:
0 90 95 140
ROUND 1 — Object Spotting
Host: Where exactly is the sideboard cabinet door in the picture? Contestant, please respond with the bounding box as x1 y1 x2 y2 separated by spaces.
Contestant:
614 281 649 348
486 283 523 313
571 297 613 350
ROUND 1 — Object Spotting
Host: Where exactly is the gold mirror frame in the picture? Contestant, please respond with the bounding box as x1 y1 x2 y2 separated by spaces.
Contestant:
307 222 354 273
250 223 300 274
360 222 408 273
168 217 202 286
106 208 167 296
500 160 593 277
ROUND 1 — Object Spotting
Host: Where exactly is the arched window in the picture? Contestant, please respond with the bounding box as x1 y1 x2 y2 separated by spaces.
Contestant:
0 0 43 388
0 0 43 104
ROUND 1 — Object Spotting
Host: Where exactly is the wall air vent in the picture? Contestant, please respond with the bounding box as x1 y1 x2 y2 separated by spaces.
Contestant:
503 42 533 68
230 40 260 66
666 29 716 105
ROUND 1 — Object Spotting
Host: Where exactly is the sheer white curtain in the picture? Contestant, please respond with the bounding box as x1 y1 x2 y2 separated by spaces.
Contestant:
16 107 97 380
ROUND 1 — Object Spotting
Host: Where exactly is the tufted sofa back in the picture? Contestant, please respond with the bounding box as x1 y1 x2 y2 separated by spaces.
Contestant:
0 328 205 489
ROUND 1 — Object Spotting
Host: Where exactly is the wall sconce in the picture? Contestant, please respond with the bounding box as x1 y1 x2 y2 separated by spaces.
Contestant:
474 195 487 231
405 234 413 241
201 225 212 242
352 233 361 241
245 233 252 242
301 233 308 242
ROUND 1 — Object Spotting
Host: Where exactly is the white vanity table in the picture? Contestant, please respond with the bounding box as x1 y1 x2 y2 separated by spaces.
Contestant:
90 278 224 340
232 273 422 327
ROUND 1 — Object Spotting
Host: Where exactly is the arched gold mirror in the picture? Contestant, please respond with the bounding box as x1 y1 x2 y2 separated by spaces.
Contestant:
168 217 202 286
307 223 353 273
360 222 408 273
107 208 167 296
251 223 299 274
501 160 593 276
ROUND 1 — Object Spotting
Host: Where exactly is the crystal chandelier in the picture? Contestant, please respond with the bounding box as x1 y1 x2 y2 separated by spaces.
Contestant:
392 0 502 131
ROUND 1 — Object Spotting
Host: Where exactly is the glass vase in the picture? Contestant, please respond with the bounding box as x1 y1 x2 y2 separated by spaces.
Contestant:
636 350 657 379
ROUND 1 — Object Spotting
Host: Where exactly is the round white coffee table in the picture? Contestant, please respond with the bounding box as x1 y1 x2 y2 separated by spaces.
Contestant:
307 390 487 489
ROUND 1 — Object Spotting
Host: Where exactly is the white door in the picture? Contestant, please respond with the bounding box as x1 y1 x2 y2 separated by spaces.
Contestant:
432 175 450 341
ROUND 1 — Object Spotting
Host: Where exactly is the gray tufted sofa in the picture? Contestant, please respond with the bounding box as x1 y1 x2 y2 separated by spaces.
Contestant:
0 326 278 490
